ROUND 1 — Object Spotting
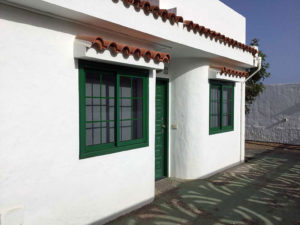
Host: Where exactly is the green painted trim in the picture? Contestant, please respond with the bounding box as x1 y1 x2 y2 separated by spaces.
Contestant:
209 80 235 135
82 143 149 159
79 67 86 159
78 60 148 76
79 60 149 159
156 78 169 179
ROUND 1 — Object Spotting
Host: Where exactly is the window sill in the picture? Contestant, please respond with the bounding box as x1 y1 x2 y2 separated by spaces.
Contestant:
80 142 149 159
209 128 234 135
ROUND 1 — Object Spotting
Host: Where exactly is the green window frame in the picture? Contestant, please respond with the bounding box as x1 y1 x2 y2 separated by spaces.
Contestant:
209 80 234 135
79 60 149 159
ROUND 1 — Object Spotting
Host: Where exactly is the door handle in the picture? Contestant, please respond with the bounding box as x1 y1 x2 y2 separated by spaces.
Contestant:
162 124 166 128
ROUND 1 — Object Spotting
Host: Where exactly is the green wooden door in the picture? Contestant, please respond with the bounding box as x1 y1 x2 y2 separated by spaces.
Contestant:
155 79 168 180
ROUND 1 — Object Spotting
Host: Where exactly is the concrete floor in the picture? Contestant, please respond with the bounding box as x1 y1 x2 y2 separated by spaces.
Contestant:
107 146 300 225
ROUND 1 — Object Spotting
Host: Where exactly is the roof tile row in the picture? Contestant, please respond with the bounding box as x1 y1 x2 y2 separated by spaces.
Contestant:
76 35 171 63
219 67 249 77
117 0 258 56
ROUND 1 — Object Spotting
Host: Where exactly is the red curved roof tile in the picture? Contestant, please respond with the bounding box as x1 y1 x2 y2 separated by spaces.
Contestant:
212 66 249 78
220 67 249 77
76 35 171 63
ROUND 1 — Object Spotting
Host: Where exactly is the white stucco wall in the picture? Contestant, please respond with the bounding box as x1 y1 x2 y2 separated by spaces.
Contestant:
160 0 246 43
0 5 156 225
0 1 250 224
246 84 300 145
168 59 243 179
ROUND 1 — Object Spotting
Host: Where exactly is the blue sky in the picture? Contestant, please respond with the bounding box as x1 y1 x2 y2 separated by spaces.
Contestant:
221 0 300 84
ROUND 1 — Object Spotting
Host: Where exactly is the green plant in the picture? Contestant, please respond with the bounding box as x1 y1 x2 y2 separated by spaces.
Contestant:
246 38 271 113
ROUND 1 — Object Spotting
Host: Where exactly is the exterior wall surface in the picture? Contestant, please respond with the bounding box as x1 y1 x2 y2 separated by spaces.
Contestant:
0 1 250 224
168 59 243 179
0 5 156 225
160 0 246 43
246 84 300 145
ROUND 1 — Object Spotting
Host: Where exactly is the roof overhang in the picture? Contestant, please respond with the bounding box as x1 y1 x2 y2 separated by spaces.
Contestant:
2 0 258 68
74 39 165 70
209 67 246 82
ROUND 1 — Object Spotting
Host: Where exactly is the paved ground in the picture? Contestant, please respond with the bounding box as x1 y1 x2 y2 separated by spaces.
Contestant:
108 146 300 225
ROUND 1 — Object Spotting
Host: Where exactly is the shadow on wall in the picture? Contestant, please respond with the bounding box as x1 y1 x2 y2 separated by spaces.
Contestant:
265 119 287 130
274 102 300 117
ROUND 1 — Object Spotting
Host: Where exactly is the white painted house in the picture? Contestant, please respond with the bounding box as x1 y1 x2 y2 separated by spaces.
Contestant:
0 0 260 224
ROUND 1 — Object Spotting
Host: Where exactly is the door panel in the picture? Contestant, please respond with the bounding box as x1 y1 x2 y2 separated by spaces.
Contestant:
155 79 168 180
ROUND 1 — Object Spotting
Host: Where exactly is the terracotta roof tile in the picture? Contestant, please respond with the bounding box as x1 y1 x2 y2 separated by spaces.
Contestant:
115 0 258 56
76 35 171 63
212 66 249 78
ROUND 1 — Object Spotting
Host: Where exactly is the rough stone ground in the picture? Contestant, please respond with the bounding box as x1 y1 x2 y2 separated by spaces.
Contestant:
108 143 300 225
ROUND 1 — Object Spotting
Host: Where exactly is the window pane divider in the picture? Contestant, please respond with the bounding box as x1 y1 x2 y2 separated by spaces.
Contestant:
116 74 121 147
100 74 102 144
85 96 115 99
120 97 143 99
131 78 133 141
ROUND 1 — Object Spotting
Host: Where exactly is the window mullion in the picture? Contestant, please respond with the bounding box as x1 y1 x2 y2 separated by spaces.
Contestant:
143 77 147 140
231 86 234 128
100 74 102 144
131 78 133 140
91 78 94 145
220 85 223 130
116 74 120 146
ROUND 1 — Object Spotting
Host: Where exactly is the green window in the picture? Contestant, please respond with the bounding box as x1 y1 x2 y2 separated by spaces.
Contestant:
79 61 149 159
209 80 234 134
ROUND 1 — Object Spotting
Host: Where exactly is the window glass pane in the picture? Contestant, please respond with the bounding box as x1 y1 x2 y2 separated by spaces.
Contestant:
211 101 220 115
93 127 101 145
101 99 115 121
92 105 100 121
223 100 232 114
120 76 144 141
86 99 100 122
101 121 114 144
121 120 131 141
211 86 220 101
120 99 132 120
133 99 143 119
223 87 233 100
85 72 101 123
133 119 143 139
210 85 221 130
86 71 100 97
210 115 220 128
86 122 101 146
120 77 131 98
132 78 143 97
86 105 92 122
222 114 232 127
101 74 115 97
